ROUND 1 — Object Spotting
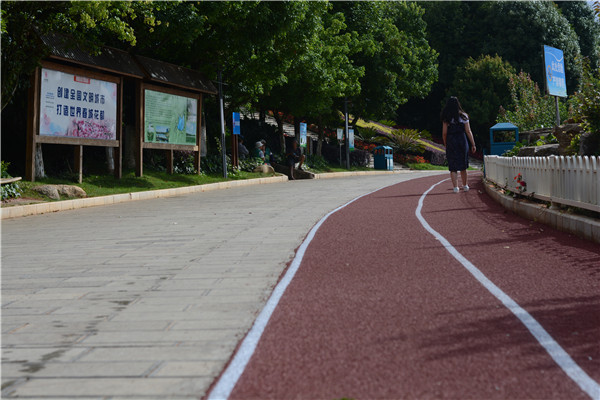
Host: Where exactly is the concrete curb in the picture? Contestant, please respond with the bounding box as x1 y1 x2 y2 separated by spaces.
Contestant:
1 175 288 220
483 179 600 244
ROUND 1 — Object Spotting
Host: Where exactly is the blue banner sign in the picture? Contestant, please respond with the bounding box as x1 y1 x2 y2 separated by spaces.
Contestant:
543 45 567 98
299 122 307 148
232 112 241 135
349 128 355 151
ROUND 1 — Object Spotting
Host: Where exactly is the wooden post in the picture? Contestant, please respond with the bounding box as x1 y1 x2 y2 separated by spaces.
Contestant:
74 145 83 183
136 81 144 177
232 134 239 169
25 68 41 181
195 94 202 174
115 77 123 179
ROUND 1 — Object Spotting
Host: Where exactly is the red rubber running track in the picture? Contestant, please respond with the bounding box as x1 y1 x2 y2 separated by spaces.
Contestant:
208 172 600 400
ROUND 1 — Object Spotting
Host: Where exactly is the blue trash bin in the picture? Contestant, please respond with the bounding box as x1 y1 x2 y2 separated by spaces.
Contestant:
373 146 393 170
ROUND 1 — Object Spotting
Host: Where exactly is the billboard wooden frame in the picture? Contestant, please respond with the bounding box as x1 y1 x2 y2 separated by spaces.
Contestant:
26 60 123 182
137 82 203 177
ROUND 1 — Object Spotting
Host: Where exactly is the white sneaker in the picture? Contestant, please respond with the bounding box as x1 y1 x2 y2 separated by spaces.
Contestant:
463 185 470 192
453 187 459 193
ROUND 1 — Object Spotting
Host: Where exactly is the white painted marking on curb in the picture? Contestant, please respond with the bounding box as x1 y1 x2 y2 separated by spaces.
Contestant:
416 179 600 400
207 183 396 400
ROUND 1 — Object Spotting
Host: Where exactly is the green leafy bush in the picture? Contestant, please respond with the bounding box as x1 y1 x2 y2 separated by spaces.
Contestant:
497 71 568 131
1 161 22 201
384 128 425 154
305 155 329 171
569 57 600 135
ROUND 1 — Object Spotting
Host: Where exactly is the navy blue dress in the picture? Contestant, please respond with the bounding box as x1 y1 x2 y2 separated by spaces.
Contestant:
446 119 469 172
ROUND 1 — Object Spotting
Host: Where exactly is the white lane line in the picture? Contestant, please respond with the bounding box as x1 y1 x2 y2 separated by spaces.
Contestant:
207 182 397 400
416 178 600 400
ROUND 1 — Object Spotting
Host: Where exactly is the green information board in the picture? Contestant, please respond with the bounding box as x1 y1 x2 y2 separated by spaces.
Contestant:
144 89 197 145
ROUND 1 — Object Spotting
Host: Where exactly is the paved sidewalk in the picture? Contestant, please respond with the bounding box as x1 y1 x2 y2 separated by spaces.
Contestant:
1 171 444 399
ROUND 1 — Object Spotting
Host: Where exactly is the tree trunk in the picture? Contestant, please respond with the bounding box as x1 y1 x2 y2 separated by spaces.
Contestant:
317 117 324 157
273 111 286 154
106 147 115 174
123 125 136 169
351 115 359 127
35 143 45 179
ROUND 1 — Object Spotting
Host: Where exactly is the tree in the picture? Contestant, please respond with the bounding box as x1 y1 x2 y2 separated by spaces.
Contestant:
482 2 581 92
449 54 516 145
257 4 364 155
0 1 158 110
332 2 438 122
555 1 600 71
398 1 586 139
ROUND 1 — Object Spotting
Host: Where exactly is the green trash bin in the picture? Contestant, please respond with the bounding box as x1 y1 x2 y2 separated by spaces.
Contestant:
373 146 393 170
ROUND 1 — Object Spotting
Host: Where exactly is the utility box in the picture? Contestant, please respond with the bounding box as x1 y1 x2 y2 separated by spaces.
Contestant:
373 146 393 170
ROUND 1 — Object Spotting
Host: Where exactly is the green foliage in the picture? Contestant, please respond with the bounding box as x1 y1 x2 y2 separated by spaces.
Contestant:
378 120 397 128
497 71 568 131
569 58 600 134
305 155 330 171
449 55 516 143
1 161 22 201
381 129 425 154
1 1 159 110
556 1 600 70
333 1 438 121
173 151 197 175
501 142 525 157
355 126 380 142
238 157 265 173
535 133 558 146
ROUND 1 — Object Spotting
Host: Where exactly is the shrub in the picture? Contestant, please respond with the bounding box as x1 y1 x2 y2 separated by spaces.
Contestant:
350 149 370 167
174 151 197 174
497 71 568 131
385 128 426 154
1 161 22 201
569 57 600 135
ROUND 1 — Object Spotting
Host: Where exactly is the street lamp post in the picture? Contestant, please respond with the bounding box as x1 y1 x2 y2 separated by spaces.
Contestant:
344 97 350 170
218 68 227 178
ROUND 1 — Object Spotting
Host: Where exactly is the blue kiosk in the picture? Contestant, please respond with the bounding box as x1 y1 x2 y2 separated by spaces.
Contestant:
489 122 519 156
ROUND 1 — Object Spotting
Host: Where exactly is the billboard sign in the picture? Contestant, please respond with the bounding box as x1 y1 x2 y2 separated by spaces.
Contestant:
299 122 307 148
543 45 567 98
232 112 241 135
144 89 197 145
39 68 117 140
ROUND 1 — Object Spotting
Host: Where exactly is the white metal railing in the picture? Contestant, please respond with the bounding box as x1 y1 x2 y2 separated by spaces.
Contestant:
484 155 600 212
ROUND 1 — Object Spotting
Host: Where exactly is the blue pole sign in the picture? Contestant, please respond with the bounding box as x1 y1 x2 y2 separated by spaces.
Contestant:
299 122 307 148
543 45 567 98
232 112 241 135
349 128 355 151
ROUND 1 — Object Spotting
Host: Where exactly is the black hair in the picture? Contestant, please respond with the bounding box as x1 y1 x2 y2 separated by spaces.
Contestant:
441 96 468 123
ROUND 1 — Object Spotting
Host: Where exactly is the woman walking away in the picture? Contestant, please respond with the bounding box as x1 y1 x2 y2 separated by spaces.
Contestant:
441 96 477 193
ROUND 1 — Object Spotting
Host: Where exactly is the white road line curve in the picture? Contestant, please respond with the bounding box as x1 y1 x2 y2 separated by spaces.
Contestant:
206 181 398 400
416 178 600 400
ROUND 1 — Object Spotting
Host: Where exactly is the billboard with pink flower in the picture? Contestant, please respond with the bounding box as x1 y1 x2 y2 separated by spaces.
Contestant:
39 68 117 140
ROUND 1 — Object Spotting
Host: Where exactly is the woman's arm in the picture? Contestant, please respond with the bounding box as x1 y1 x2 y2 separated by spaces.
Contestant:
464 121 477 153
442 122 448 147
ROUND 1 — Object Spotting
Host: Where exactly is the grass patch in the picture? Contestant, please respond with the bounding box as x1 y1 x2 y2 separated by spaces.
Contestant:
16 169 277 202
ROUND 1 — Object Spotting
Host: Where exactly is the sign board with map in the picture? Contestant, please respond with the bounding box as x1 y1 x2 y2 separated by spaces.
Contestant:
144 89 198 145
